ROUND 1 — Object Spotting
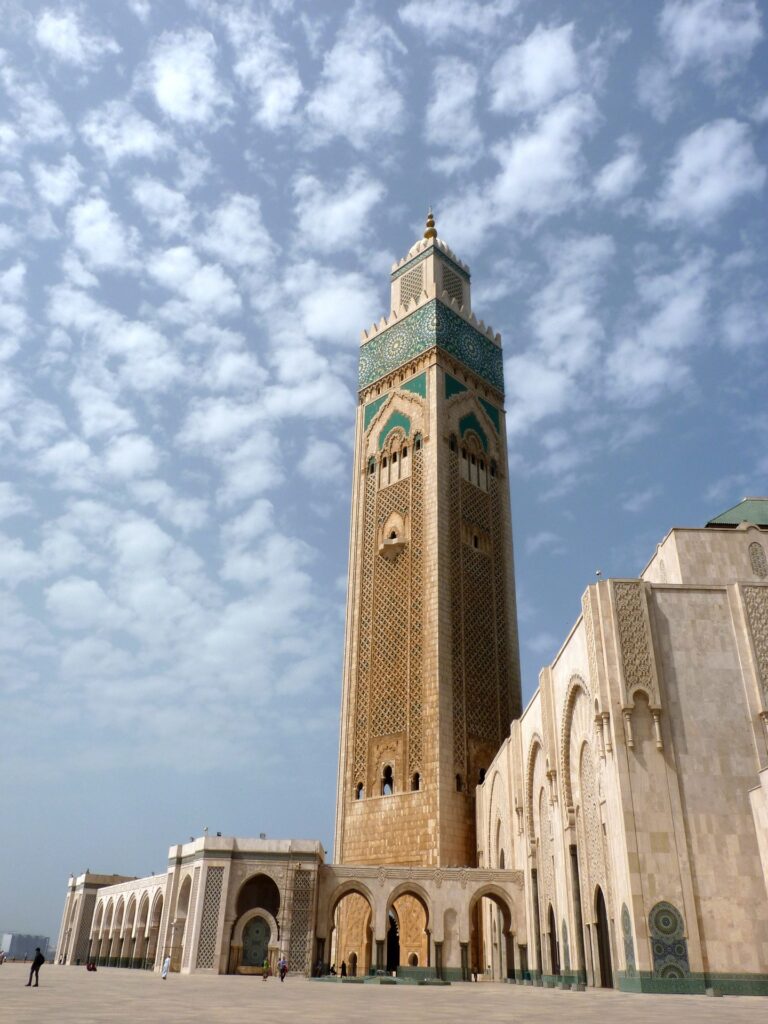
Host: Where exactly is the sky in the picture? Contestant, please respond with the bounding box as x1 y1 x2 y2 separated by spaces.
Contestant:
0 0 766 941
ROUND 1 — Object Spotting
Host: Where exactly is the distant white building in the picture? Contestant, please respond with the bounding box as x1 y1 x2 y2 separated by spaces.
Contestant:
1 934 49 960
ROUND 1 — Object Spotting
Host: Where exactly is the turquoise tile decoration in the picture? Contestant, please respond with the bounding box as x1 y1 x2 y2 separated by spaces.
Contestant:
479 398 500 432
445 372 468 399
363 393 388 430
378 410 411 450
459 412 488 451
359 300 504 393
401 372 427 398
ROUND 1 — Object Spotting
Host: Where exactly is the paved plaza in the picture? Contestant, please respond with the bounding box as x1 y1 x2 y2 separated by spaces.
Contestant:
2 964 768 1024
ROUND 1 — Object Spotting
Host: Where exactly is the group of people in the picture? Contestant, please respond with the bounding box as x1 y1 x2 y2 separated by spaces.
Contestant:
261 956 288 981
314 959 348 977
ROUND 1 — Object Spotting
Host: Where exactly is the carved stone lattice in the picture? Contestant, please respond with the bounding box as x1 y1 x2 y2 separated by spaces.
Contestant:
490 475 512 723
370 479 410 737
579 743 607 921
408 446 423 774
353 475 376 785
743 586 768 698
400 264 423 306
182 866 201 968
582 592 600 696
614 582 655 703
449 448 466 771
538 787 555 923
287 870 314 973
750 542 768 579
461 479 502 747
195 867 224 970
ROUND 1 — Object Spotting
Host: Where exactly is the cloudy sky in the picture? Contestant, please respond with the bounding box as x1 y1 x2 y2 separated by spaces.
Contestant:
0 0 766 939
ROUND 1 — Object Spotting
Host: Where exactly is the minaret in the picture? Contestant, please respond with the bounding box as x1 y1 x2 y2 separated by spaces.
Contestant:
334 213 522 869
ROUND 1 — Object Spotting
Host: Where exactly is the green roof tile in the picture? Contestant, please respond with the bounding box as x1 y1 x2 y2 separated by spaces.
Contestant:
706 497 768 528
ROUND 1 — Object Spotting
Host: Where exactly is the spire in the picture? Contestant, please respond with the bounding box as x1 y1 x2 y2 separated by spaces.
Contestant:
423 208 437 240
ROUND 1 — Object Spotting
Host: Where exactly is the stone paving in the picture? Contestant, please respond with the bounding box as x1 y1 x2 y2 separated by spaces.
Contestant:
2 963 768 1024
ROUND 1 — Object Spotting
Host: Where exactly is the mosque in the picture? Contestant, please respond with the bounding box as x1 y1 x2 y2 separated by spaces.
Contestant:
55 216 768 995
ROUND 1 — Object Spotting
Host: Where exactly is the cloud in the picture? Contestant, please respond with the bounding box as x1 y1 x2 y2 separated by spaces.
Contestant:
147 245 241 317
131 178 194 238
146 28 230 125
654 119 765 225
104 433 160 479
636 61 678 122
440 93 599 251
293 170 385 253
399 0 517 40
0 481 31 520
606 252 711 404
525 530 565 555
0 64 70 145
48 285 183 392
505 234 614 435
31 154 82 206
659 0 763 82
622 485 660 513
594 136 644 202
45 576 124 631
200 194 274 269
69 375 137 439
35 9 120 68
80 101 170 165
298 438 347 486
425 59 482 174
221 8 303 130
68 196 137 270
490 23 579 114
287 262 379 345
306 7 406 149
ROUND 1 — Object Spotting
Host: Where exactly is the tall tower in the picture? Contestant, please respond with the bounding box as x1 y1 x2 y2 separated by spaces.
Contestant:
335 213 522 869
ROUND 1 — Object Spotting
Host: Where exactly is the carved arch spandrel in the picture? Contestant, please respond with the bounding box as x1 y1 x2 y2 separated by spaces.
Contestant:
443 390 500 461
560 674 590 819
525 733 544 840
363 390 427 461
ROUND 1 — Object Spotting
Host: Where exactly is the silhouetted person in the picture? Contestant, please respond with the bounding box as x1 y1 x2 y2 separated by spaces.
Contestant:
341 960 347 977
26 948 45 987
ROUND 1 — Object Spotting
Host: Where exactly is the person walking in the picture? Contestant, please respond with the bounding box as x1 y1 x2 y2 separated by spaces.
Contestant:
25 948 45 987
278 956 287 982
340 960 347 978
262 957 270 980
161 955 171 979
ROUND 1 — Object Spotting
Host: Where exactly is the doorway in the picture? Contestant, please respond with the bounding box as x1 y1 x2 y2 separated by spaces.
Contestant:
594 887 613 988
386 910 400 973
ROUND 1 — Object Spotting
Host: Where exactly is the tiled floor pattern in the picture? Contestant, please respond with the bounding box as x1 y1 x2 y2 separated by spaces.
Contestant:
2 963 767 1024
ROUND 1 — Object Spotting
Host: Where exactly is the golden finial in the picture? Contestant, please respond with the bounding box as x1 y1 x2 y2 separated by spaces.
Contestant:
423 207 437 240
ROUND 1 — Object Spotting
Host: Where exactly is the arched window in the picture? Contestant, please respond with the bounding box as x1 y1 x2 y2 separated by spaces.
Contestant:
411 772 420 791
473 534 479 549
449 435 457 453
382 456 387 468
402 446 408 459
478 768 486 784
368 458 375 475
382 765 394 796
414 435 422 451
499 849 505 869
455 773 463 792
490 460 497 477
408 952 418 967
392 451 397 463
355 782 364 800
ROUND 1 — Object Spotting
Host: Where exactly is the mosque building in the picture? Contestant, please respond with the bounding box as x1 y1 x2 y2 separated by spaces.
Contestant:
55 218 768 995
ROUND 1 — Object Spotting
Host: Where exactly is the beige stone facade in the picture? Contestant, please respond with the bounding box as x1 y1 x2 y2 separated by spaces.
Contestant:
476 511 768 994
